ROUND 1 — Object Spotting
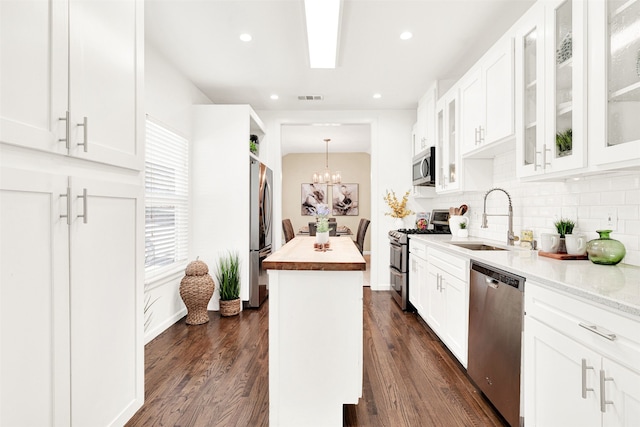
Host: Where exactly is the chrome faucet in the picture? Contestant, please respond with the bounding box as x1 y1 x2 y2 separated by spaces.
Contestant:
481 188 518 246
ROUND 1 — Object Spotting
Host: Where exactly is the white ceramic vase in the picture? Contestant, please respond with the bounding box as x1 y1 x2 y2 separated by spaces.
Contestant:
394 218 405 230
316 231 330 244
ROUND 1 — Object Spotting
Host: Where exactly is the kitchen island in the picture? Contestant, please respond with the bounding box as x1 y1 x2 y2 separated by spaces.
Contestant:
263 236 366 427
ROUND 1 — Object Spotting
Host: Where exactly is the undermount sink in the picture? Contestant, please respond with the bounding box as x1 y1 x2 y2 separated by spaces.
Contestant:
448 242 507 251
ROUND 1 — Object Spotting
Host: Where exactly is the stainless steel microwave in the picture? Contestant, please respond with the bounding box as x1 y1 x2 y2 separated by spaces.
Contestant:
412 146 435 186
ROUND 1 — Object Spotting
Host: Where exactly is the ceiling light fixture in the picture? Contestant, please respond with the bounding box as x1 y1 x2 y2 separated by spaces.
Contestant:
373 93 382 99
239 33 252 42
304 0 342 68
270 94 279 100
400 31 413 40
312 138 341 184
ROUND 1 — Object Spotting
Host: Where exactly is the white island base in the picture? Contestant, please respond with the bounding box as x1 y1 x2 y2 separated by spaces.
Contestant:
265 237 365 427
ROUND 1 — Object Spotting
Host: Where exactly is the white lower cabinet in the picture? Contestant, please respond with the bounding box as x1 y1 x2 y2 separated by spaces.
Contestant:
0 167 144 426
424 247 469 368
409 239 428 316
524 283 640 427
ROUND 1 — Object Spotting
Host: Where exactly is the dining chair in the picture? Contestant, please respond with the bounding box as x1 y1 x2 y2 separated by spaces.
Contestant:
282 219 295 243
354 218 370 254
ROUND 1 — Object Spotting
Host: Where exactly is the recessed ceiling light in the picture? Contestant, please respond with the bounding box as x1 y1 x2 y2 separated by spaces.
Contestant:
239 33 252 42
270 94 279 100
373 93 382 99
400 31 413 40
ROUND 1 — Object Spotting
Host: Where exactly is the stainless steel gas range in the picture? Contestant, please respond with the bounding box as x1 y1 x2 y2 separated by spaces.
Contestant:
388 209 451 311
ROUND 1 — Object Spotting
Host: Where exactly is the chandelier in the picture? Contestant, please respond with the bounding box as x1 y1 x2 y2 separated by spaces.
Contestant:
312 138 341 184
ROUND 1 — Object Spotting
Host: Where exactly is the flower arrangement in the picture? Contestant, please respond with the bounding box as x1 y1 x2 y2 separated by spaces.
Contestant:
315 203 330 233
383 190 414 219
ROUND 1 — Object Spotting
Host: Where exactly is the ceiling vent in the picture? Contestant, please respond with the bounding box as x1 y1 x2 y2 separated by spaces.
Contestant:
298 95 324 101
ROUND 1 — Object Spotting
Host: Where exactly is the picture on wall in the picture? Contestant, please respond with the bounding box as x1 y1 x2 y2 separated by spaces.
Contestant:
301 183 327 216
332 183 359 216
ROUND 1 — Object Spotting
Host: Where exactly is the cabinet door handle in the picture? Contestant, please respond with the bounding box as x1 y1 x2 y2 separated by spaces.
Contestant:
534 150 542 171
60 187 71 225
475 127 479 145
581 359 594 399
479 126 485 143
579 323 617 341
59 111 70 149
599 369 614 413
77 117 88 152
77 188 88 224
543 144 551 168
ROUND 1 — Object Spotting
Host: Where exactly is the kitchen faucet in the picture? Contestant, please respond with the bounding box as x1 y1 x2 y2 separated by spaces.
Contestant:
481 188 518 246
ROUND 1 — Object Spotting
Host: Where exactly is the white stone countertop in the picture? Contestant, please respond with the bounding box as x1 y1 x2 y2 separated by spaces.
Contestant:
409 234 640 318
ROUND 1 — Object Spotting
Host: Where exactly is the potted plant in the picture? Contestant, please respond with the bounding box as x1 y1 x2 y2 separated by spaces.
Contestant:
554 218 575 253
384 189 414 229
249 134 259 155
458 221 469 238
315 203 331 245
216 251 241 317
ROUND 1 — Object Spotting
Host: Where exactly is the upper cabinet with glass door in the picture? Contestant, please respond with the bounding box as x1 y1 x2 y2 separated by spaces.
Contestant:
543 0 588 176
516 3 546 178
588 0 640 168
435 88 460 193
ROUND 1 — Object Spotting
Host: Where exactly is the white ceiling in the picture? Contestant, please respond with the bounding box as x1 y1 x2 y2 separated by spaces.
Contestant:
145 0 535 153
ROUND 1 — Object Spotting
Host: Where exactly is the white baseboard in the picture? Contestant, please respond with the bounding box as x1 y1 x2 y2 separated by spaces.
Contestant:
144 308 187 344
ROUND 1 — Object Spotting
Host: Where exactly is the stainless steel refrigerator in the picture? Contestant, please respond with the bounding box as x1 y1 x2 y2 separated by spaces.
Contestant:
247 158 272 308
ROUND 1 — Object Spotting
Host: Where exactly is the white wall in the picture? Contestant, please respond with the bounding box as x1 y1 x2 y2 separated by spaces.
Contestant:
413 150 640 267
258 109 415 291
144 43 212 343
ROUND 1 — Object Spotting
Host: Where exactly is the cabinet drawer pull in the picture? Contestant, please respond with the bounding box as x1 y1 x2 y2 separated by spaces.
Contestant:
579 323 616 341
581 359 594 399
77 188 88 224
77 116 88 152
59 111 70 149
599 369 614 413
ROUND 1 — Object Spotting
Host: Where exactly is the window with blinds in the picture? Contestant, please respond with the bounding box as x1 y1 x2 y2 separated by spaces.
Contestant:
145 118 189 278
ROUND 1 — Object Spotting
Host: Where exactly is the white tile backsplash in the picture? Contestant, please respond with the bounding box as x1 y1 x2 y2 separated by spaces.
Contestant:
413 149 640 267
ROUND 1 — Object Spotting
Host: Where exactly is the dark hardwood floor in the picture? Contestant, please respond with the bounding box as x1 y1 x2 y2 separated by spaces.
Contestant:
126 288 506 427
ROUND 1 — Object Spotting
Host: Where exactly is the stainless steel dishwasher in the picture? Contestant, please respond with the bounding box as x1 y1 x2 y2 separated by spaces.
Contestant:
468 261 525 427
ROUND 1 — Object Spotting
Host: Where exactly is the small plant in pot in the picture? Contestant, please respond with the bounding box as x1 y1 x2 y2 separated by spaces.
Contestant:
216 251 241 317
554 218 575 253
458 221 469 238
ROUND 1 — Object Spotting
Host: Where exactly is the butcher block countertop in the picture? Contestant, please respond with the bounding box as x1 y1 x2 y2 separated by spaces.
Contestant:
263 236 366 271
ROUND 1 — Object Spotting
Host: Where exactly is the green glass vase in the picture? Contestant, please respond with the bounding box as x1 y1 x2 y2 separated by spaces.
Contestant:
586 230 626 265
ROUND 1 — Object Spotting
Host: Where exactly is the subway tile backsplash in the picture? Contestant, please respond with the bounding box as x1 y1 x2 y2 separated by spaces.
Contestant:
417 149 640 267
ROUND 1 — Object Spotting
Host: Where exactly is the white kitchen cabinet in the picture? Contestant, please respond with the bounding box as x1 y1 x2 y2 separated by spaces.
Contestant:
515 2 547 178
460 35 515 157
435 88 460 193
0 0 144 170
425 247 469 367
543 0 588 175
587 0 640 169
0 167 144 427
409 239 428 316
414 83 438 156
524 283 640 427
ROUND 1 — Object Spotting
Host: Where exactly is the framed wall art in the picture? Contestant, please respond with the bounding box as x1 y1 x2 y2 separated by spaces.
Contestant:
301 183 327 216
332 183 358 216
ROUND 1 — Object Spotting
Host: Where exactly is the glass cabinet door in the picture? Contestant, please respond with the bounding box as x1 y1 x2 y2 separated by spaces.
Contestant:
607 0 640 147
546 0 586 172
589 0 640 166
436 105 445 189
447 98 457 188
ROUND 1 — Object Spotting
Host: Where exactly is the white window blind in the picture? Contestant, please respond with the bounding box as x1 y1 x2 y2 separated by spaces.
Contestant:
145 118 189 278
